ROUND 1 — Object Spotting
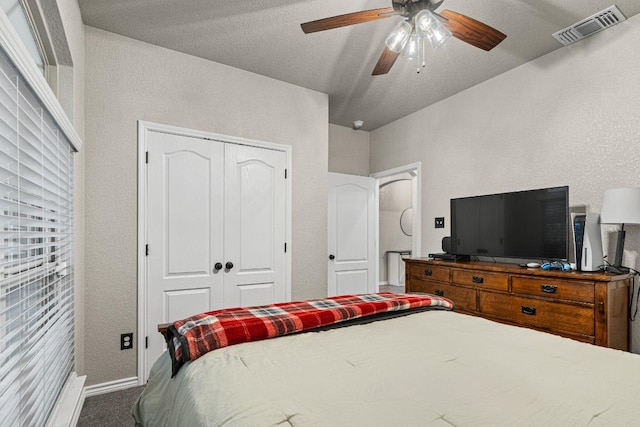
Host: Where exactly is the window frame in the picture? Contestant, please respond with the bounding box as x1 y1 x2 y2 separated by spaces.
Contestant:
0 5 82 426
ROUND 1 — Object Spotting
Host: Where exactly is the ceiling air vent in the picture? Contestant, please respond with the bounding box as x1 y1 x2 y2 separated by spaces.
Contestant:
553 5 626 46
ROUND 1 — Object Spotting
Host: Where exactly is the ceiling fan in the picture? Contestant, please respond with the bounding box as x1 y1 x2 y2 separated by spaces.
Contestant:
301 0 506 75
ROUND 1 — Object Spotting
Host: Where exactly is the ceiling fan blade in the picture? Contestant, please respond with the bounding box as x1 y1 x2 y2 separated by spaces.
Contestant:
301 7 395 34
372 47 400 76
439 10 506 51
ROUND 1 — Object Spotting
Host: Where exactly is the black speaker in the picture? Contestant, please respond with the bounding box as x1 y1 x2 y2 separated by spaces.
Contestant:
442 236 452 253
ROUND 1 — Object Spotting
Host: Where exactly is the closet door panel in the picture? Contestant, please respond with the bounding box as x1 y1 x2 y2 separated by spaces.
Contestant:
224 144 287 307
146 132 224 369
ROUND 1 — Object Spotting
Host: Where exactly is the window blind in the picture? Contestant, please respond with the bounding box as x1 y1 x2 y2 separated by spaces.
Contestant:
0 43 74 426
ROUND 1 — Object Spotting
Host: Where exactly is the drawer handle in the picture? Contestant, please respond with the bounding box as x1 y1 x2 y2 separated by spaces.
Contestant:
435 289 444 297
472 276 484 284
541 284 558 294
424 269 433 276
521 306 537 316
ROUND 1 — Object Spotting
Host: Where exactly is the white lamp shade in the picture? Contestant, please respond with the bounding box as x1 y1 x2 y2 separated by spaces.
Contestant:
600 187 640 224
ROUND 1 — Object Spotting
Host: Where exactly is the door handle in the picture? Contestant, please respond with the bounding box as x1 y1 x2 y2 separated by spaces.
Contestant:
329 254 335 260
225 262 234 270
214 262 223 271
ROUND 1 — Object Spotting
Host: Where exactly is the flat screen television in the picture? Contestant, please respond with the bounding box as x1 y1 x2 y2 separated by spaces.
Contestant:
450 186 569 260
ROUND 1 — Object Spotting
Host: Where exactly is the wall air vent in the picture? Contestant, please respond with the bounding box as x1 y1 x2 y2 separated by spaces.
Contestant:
553 5 626 46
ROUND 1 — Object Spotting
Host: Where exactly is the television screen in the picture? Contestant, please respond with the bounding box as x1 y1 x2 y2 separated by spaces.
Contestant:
450 186 568 260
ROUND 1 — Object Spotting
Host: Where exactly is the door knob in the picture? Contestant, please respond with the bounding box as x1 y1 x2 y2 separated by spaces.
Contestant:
225 262 234 270
329 254 335 260
214 262 223 271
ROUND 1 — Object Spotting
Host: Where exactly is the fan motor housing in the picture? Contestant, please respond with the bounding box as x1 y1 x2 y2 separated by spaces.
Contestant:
392 0 443 16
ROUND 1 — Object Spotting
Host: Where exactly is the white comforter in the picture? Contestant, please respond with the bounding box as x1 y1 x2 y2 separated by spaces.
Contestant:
133 310 640 426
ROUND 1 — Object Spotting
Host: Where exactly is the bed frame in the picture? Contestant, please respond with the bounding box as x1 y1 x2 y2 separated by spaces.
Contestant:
158 323 170 341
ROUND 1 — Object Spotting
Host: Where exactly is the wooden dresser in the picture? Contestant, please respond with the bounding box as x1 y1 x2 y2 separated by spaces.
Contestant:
405 258 631 350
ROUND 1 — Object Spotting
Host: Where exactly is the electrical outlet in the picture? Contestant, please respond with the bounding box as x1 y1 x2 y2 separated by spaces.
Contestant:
435 217 445 228
121 333 133 350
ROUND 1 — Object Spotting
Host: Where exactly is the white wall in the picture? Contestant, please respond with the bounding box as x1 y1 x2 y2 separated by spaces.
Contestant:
50 0 86 375
328 123 370 176
379 178 413 283
370 15 640 352
83 27 328 385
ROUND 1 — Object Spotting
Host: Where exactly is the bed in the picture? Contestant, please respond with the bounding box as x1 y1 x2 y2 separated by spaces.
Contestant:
132 293 640 426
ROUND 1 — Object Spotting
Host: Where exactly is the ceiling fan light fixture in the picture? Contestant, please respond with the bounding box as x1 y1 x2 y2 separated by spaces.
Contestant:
414 9 436 37
415 9 451 49
385 20 412 53
427 24 452 49
401 34 420 60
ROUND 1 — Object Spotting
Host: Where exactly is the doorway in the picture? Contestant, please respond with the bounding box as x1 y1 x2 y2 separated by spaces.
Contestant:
371 163 421 292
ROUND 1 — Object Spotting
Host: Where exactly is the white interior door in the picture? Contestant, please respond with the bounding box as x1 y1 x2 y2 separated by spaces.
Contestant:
146 131 224 372
327 172 376 296
144 131 288 378
223 144 287 307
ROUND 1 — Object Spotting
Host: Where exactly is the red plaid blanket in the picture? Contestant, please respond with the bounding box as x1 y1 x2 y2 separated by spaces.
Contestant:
166 292 453 376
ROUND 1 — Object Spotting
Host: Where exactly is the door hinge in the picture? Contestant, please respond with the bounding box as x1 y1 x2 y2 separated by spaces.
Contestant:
284 169 287 179
145 336 148 349
145 151 149 164
284 243 287 253
145 244 149 256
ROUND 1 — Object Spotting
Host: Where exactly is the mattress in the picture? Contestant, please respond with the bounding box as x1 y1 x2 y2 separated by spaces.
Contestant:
132 310 640 426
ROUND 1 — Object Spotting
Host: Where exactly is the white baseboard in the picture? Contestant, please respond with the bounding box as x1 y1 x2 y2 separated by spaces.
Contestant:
84 376 140 398
46 372 86 427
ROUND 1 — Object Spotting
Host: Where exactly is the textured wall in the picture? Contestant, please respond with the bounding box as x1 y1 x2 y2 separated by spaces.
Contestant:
84 27 328 385
52 0 86 376
379 179 413 283
328 123 370 176
370 15 640 352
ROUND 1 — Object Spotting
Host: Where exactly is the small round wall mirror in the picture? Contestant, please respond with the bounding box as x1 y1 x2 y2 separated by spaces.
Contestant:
400 207 413 237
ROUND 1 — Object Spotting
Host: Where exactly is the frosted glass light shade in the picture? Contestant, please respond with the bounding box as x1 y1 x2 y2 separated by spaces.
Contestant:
401 34 420 60
414 9 451 49
385 20 412 53
415 10 436 38
428 24 452 49
600 187 640 224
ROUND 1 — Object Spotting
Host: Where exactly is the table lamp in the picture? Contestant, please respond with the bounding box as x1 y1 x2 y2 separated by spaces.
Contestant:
600 187 640 273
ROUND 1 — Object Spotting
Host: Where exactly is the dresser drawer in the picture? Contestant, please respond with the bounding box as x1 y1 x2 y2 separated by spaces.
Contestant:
408 279 476 311
406 264 450 282
512 276 594 303
478 292 594 336
452 269 509 291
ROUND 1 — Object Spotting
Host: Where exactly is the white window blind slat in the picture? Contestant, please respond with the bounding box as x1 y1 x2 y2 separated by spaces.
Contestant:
0 92 17 121
0 43 74 427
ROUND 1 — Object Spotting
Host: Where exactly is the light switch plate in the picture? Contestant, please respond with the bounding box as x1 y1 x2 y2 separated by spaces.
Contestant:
435 217 445 228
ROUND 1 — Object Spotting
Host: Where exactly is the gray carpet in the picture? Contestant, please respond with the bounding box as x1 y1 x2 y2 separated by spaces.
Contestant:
77 386 145 426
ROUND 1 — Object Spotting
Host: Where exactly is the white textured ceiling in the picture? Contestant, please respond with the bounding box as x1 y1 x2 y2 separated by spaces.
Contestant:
77 0 640 131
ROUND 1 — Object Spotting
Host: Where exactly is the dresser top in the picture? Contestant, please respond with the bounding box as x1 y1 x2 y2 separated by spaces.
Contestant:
405 258 630 283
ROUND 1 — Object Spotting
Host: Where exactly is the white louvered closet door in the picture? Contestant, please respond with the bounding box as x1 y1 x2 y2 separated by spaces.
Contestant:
0 48 75 426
